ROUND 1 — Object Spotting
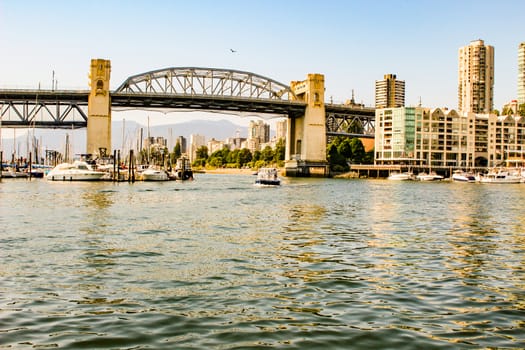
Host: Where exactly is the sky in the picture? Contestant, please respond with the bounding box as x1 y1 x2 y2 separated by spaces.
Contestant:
1 0 525 128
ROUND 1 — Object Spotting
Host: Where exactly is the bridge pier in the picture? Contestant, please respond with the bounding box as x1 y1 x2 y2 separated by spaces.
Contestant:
285 74 329 177
86 59 112 158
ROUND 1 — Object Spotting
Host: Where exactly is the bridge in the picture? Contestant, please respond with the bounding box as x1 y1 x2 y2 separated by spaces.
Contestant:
0 59 375 176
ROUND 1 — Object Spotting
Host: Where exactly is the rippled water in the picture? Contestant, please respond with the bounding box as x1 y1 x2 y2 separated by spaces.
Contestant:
1 175 525 349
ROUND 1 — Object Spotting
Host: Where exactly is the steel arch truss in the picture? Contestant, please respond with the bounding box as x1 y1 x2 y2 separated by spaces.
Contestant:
116 67 296 101
0 94 88 129
325 108 375 139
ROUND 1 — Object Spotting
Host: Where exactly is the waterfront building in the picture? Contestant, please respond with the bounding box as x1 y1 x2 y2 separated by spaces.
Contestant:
519 42 525 106
375 107 525 168
374 107 419 165
458 39 495 113
189 133 206 163
375 74 405 108
486 113 525 167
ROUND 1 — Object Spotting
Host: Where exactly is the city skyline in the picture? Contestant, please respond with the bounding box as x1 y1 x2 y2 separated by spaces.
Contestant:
1 0 525 127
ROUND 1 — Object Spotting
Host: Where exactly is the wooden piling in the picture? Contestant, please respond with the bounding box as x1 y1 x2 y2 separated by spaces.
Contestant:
28 152 32 180
113 149 117 181
117 150 121 181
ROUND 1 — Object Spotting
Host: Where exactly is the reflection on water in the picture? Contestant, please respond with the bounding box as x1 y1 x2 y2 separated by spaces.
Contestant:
1 177 525 349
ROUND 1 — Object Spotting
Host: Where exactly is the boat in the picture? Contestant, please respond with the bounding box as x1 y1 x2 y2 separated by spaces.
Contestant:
46 161 107 181
478 169 522 184
141 166 169 181
451 170 476 182
1 168 29 178
416 171 444 181
387 172 414 181
255 167 280 186
174 156 193 181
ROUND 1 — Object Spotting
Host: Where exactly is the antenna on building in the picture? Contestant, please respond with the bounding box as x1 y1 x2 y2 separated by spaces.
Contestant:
418 96 422 107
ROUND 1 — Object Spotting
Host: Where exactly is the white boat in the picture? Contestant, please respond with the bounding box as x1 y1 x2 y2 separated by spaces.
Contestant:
478 169 522 184
46 161 107 181
255 168 280 186
416 172 444 181
141 166 169 181
387 172 413 181
451 170 476 182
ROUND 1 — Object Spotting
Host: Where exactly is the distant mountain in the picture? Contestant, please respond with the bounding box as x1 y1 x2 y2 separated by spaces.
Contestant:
2 119 250 157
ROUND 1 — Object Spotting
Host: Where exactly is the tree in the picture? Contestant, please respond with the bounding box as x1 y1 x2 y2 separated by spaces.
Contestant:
261 145 274 163
337 138 352 159
519 103 525 117
327 141 348 172
170 141 182 165
237 148 252 167
501 106 512 116
173 141 181 159
252 150 262 162
193 146 209 167
228 149 240 166
350 138 366 163
274 138 285 162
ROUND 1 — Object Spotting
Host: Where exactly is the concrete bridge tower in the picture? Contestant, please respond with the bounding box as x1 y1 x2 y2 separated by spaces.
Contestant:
285 74 329 176
87 59 111 158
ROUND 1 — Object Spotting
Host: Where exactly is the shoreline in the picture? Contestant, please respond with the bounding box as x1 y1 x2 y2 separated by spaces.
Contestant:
202 167 285 175
202 168 256 175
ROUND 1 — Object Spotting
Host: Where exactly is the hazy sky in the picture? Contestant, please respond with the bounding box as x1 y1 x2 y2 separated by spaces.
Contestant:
1 0 525 125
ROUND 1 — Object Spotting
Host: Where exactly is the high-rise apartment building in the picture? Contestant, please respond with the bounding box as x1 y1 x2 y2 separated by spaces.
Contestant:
458 39 495 113
189 134 206 163
275 119 287 141
248 120 270 152
518 42 525 106
375 74 405 108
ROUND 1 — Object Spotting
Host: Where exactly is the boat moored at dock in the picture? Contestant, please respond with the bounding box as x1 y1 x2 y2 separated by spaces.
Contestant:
387 172 414 181
451 170 476 182
46 161 107 181
416 172 444 181
478 168 522 184
140 166 170 181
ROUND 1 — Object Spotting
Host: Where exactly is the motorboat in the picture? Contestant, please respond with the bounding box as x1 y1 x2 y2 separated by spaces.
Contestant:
174 156 194 180
387 172 414 181
141 166 169 181
451 170 476 182
255 167 280 186
416 172 444 181
46 161 107 181
478 169 522 184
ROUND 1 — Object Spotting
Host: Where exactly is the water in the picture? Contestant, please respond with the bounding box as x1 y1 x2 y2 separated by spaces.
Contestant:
1 175 525 349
